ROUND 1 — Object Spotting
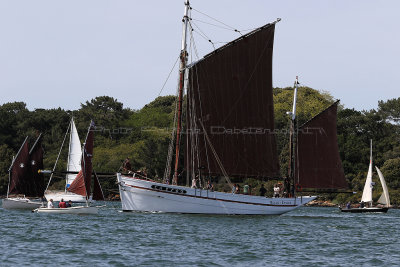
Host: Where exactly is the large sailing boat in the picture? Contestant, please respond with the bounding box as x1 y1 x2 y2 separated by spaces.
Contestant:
2 134 45 209
35 122 104 214
117 1 348 215
44 118 88 203
340 140 390 213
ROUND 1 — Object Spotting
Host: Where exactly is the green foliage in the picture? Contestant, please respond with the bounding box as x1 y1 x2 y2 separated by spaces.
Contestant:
1 92 400 206
378 97 400 124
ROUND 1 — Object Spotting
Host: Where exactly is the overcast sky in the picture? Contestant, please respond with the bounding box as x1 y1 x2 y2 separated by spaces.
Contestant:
0 0 399 112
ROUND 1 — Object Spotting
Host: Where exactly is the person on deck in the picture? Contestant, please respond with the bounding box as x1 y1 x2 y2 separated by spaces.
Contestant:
273 184 280 198
58 198 67 208
232 184 237 194
207 180 214 192
47 199 54 208
259 184 267 197
235 184 240 194
346 201 351 209
66 200 72 208
243 184 250 195
191 178 197 189
122 157 132 173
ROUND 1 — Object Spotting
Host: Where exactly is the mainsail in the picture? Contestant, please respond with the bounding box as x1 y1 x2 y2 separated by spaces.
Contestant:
361 158 373 203
8 137 35 196
185 23 279 179
296 102 348 189
66 118 82 188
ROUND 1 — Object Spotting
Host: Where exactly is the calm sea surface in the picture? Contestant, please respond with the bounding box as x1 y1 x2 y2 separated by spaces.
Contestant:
1 201 399 267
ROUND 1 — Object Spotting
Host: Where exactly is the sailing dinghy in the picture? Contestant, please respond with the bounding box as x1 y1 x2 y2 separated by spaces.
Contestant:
2 134 45 209
340 140 390 213
117 1 348 215
35 122 104 214
44 118 88 203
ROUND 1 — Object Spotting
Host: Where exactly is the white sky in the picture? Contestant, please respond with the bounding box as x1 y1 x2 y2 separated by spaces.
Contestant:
0 0 399 111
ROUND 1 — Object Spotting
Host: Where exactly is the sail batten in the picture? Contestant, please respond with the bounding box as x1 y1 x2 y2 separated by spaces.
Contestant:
296 102 348 189
186 23 279 179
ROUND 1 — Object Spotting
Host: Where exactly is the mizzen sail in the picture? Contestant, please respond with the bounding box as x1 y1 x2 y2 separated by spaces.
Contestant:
186 23 279 179
296 102 348 189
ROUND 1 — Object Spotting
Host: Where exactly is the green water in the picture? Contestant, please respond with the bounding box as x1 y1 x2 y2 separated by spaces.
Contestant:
1 201 399 266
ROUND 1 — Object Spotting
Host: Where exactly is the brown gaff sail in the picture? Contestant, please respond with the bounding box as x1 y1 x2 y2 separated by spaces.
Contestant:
68 122 103 199
9 138 36 196
29 134 45 197
295 102 348 189
186 23 279 179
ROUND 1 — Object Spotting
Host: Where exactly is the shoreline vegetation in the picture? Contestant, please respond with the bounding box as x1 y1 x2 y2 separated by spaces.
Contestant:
1 88 400 205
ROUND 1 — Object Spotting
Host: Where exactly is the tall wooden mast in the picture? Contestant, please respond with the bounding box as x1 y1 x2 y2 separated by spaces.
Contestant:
172 0 190 185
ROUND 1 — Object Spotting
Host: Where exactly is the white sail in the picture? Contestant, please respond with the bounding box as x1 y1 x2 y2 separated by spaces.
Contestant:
376 166 390 207
66 118 81 188
361 160 373 203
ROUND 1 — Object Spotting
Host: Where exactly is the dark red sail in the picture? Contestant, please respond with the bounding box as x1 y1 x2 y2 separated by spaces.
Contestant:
67 170 86 196
29 134 45 197
186 23 279 178
295 102 348 189
9 137 35 196
92 172 104 201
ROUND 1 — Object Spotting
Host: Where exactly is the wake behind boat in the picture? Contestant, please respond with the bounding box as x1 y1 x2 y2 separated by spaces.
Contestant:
117 1 349 215
340 140 390 213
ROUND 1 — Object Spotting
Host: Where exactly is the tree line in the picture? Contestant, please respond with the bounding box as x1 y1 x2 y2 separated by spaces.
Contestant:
0 90 399 205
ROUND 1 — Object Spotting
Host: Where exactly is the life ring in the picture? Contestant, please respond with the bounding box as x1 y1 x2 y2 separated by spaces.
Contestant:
295 183 302 192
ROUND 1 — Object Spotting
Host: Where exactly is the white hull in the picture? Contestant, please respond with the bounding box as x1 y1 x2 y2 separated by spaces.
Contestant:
45 191 91 203
117 174 316 215
2 198 44 209
33 206 98 214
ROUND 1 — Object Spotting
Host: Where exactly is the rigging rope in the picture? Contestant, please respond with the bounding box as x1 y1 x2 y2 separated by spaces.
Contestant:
191 7 239 33
190 21 216 50
44 121 71 193
157 55 180 97
198 120 233 188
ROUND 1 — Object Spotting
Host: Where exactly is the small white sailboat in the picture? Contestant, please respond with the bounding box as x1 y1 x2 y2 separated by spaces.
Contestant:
2 134 46 209
44 118 87 203
340 140 390 213
35 122 104 215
